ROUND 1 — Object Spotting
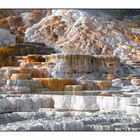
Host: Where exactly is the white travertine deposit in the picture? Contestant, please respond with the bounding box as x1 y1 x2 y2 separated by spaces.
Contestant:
1 9 140 131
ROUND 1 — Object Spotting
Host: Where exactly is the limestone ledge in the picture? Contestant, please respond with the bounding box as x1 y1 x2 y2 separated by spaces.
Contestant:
52 95 140 113
0 94 140 113
46 54 120 79
0 96 53 113
7 80 38 87
52 95 130 111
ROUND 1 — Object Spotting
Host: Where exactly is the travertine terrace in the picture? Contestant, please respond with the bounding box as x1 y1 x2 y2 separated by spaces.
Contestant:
1 9 140 131
0 53 120 92
46 54 120 79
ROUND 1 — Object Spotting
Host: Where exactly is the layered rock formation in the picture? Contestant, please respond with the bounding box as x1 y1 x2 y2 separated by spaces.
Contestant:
0 53 121 92
53 95 99 111
0 50 139 96
21 10 48 28
0 96 53 113
24 10 140 60
1 10 140 131
46 54 120 79
0 10 48 43
0 9 140 59
0 42 57 67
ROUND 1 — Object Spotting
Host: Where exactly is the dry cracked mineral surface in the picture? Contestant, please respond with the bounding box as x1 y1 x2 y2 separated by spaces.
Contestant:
1 9 140 131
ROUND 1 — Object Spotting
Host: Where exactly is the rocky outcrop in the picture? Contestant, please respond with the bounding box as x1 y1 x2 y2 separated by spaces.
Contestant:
1 9 140 59
24 10 140 59
21 10 48 28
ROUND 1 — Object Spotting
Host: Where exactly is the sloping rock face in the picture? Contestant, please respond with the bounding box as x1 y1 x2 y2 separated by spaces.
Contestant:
0 9 139 60
0 10 27 19
0 10 48 43
0 9 140 59
21 10 48 28
24 10 139 59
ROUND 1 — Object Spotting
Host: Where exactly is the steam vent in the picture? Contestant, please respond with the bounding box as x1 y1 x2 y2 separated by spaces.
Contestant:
1 9 140 131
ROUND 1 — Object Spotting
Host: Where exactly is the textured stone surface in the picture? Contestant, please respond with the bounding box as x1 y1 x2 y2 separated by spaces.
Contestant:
64 85 83 91
24 9 140 61
0 47 19 67
112 78 122 88
11 73 31 80
46 54 120 79
13 86 32 93
57 78 77 91
17 67 31 74
131 79 140 86
1 110 140 131
33 78 76 91
82 83 94 90
52 95 131 112
64 85 73 91
0 28 15 45
93 80 112 90
31 69 47 78
53 95 99 111
20 62 33 68
1 9 140 132
0 67 20 80
72 85 83 91
33 78 49 88
26 55 45 62
6 80 37 87
18 65 47 78
0 96 53 113
127 105 140 114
